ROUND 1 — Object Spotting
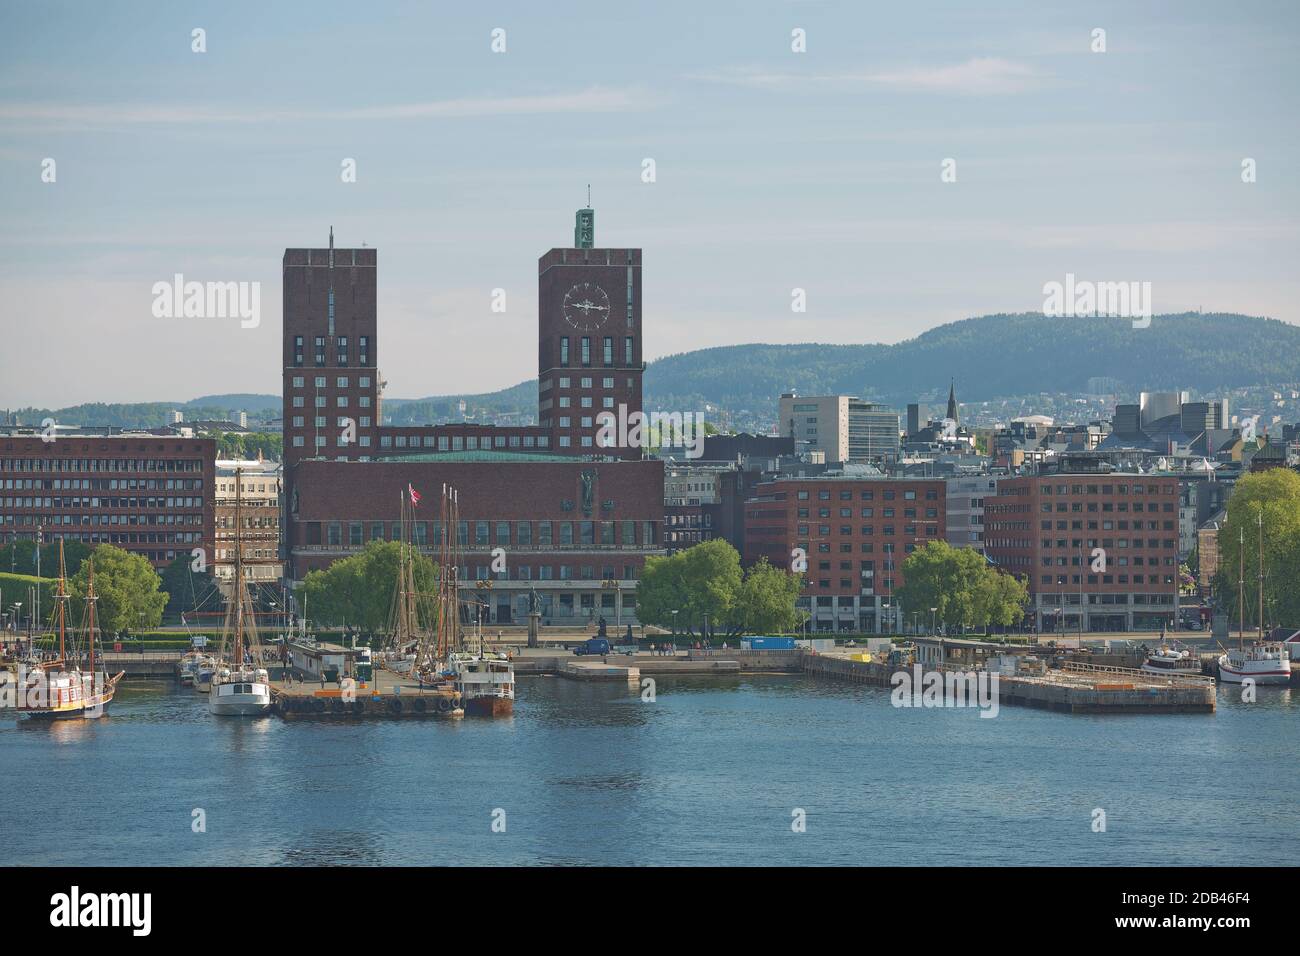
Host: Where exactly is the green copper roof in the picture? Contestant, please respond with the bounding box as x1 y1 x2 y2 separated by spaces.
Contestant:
374 450 591 463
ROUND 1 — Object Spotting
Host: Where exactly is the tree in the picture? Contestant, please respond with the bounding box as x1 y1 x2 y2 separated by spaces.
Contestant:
68 545 167 635
158 554 221 624
636 540 745 636
1212 469 1300 630
728 558 805 635
0 537 91 578
301 540 437 635
895 540 1027 633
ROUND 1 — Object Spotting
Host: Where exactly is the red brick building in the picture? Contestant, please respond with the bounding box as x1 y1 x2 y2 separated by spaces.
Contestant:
282 210 662 623
290 457 663 625
0 433 216 569
744 476 946 633
982 468 1179 633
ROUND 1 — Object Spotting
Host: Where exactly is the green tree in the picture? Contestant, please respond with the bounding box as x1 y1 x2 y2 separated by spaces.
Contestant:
68 545 167 635
158 554 222 624
728 558 805 635
301 540 438 635
1212 469 1300 630
637 540 744 636
0 538 91 578
895 540 1027 633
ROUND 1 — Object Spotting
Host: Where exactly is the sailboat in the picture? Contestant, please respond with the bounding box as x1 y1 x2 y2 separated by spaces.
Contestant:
380 485 429 676
1218 512 1292 685
431 485 514 717
209 468 272 716
20 541 123 720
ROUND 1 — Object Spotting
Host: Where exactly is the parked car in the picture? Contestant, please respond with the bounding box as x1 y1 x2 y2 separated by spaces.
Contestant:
573 637 611 656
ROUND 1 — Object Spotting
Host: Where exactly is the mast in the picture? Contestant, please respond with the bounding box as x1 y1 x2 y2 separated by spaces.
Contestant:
56 538 67 665
1257 508 1265 643
234 467 244 665
1237 526 1244 651
86 559 97 677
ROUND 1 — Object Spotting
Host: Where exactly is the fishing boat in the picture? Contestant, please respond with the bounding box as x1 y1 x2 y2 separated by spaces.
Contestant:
20 542 123 720
1217 511 1292 686
209 467 272 716
1140 642 1202 677
453 651 515 717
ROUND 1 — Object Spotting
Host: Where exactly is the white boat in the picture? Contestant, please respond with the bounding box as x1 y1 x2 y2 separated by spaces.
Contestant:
1217 643 1291 685
1140 643 1203 677
194 657 217 690
210 665 273 715
452 651 515 717
209 466 273 717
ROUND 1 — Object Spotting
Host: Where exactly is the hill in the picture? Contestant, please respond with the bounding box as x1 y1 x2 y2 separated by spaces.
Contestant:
11 312 1299 429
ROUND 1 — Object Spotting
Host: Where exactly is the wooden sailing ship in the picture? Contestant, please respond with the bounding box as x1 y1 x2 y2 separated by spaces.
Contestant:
20 540 123 719
209 467 273 715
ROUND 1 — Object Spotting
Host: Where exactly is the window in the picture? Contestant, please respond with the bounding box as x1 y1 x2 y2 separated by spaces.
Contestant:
625 336 633 365
581 337 591 365
560 337 569 365
603 337 613 365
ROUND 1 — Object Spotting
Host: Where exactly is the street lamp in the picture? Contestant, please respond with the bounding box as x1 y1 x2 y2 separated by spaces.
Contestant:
930 607 938 637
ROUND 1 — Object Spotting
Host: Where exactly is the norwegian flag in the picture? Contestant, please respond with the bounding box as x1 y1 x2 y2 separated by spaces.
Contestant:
407 484 422 507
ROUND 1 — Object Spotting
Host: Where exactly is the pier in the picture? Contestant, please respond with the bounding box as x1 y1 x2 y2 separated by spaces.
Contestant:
801 652 1216 714
268 666 462 719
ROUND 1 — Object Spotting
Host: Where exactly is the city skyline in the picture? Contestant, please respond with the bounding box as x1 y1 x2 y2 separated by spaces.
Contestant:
2 1 1299 407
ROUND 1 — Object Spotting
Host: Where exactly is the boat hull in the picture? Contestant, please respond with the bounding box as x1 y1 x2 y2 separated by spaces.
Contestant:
463 695 514 717
209 682 273 716
1216 656 1291 685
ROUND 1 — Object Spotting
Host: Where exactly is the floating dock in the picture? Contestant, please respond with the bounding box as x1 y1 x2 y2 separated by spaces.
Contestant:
560 660 641 682
268 667 463 719
802 654 1215 714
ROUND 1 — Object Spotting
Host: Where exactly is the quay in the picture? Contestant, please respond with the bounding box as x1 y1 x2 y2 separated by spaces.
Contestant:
268 666 462 719
801 653 1216 714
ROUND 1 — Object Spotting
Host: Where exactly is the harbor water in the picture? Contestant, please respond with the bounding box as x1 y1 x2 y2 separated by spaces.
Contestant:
3 675 1297 866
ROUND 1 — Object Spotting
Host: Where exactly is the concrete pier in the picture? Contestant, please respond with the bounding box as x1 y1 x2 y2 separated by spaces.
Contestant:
802 653 1215 714
560 661 641 682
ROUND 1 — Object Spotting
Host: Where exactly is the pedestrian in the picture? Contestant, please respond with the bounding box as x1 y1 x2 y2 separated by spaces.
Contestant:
650 642 655 656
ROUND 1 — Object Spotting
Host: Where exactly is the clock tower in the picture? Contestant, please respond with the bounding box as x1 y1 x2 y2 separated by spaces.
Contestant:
538 206 643 458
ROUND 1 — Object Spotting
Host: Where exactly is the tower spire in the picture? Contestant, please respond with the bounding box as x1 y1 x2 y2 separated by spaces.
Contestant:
946 378 958 424
574 196 594 249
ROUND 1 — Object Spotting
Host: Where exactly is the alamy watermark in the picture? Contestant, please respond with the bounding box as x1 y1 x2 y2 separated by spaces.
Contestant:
1042 273 1151 329
151 274 261 328
595 404 705 459
890 664 1000 718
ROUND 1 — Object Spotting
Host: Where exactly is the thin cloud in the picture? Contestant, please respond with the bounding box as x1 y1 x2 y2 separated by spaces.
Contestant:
0 87 656 128
691 57 1046 95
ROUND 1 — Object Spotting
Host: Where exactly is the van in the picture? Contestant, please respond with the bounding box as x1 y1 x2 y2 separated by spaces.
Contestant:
573 637 611 656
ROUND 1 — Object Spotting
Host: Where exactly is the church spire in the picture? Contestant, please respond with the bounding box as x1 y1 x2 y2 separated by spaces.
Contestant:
946 378 958 424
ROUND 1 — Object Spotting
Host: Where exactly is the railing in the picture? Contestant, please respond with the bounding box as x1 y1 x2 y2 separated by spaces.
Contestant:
1061 659 1215 685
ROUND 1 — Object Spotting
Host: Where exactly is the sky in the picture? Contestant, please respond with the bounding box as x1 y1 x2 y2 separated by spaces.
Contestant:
1 0 1297 407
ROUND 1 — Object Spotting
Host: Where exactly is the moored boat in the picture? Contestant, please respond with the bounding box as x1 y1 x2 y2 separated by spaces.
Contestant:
19 543 123 720
209 467 272 717
1140 643 1203 677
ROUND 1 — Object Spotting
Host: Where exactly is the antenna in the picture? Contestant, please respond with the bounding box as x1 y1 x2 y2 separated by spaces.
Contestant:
586 183 591 208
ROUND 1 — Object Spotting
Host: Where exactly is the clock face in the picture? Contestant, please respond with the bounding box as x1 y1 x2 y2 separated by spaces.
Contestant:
562 282 611 331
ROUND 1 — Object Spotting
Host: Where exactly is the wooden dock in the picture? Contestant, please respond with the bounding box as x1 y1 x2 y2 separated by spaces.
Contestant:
269 667 463 719
803 654 1216 714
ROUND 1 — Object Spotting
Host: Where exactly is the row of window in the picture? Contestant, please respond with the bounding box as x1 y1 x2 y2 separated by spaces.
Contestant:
0 458 205 473
1039 483 1174 495
317 519 656 548
0 513 203 527
795 488 939 501
291 375 372 390
2 496 204 510
292 335 370 368
1 478 205 491
799 507 939 519
557 336 634 367
0 522 201 541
